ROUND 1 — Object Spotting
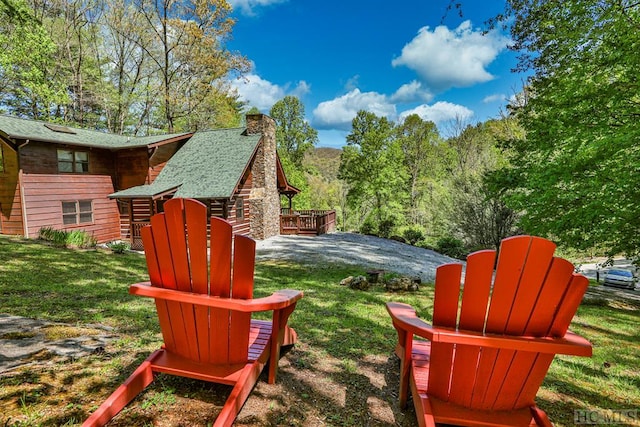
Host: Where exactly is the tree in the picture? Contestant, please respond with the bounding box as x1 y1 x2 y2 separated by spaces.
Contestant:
33 0 106 127
121 0 248 132
491 1 640 257
452 174 520 251
269 96 318 167
0 0 68 118
98 0 154 134
339 110 407 234
396 114 441 225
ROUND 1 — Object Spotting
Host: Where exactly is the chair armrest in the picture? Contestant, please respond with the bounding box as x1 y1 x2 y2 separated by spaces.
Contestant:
386 302 592 357
130 282 303 312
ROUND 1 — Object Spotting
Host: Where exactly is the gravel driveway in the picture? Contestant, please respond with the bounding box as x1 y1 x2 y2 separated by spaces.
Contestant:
257 232 640 303
256 231 458 282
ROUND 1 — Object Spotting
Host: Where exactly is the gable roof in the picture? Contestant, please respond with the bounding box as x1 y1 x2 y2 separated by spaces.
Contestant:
0 115 191 149
111 128 261 200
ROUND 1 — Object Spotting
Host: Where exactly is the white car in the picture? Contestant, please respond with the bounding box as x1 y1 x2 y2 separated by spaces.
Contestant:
603 269 636 290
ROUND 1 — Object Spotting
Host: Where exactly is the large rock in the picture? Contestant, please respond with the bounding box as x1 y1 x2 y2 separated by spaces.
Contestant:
385 276 420 292
340 275 370 291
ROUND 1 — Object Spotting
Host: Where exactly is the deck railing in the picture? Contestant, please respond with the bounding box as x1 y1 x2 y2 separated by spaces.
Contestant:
280 209 336 236
129 211 336 247
130 221 150 250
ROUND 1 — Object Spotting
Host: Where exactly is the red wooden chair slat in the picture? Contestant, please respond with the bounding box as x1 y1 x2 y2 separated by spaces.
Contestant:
387 235 592 427
185 200 208 294
208 217 233 365
505 237 556 335
229 234 254 363
551 274 589 336
142 225 177 353
210 217 232 297
485 235 532 334
526 257 575 336
448 249 496 407
84 198 303 427
427 262 462 399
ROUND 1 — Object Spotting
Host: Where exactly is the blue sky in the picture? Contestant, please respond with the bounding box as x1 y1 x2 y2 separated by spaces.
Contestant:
227 0 524 148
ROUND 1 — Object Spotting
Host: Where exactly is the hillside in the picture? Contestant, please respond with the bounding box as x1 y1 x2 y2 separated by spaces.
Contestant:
303 147 342 180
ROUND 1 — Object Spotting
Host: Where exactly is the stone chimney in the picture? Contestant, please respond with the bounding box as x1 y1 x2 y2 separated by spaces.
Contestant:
246 114 280 239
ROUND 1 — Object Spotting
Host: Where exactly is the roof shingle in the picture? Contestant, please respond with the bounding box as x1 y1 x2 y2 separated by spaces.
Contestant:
0 115 190 149
111 128 261 200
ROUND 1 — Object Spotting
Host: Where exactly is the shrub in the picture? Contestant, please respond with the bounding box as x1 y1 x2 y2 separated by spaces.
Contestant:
107 240 130 254
415 239 435 251
66 230 97 249
435 235 467 259
360 218 377 236
37 227 96 249
38 227 55 241
51 230 69 247
378 218 396 238
402 226 425 245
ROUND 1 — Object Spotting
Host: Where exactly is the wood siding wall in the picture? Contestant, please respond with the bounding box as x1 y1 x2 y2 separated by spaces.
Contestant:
227 170 252 236
19 140 116 176
21 173 121 243
115 149 150 189
0 141 23 235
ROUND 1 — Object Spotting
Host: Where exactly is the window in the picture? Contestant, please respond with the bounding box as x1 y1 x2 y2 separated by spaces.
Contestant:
57 149 89 173
62 200 93 225
0 144 4 173
235 197 244 220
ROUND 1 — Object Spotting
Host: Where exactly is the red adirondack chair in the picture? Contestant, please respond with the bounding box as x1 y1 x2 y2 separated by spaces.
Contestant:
387 235 592 427
84 198 303 427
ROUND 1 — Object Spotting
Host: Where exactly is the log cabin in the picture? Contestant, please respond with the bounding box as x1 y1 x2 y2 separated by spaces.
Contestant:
0 114 301 248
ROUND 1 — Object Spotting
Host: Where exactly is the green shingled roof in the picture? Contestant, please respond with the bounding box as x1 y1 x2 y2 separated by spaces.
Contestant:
111 128 261 200
0 115 190 149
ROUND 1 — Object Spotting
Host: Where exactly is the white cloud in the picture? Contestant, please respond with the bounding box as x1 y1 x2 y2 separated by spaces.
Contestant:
344 75 360 91
312 89 396 131
228 0 287 15
392 20 508 91
483 93 506 103
230 73 310 112
399 102 474 125
291 80 311 98
390 80 434 103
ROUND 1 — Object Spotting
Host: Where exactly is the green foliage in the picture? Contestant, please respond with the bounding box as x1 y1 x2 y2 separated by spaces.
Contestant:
397 114 443 225
279 155 311 210
0 0 68 118
106 240 130 254
1 0 247 132
491 1 640 257
451 174 520 251
435 235 466 260
334 112 513 243
270 96 318 167
37 227 96 249
38 227 55 241
401 226 425 246
339 110 408 231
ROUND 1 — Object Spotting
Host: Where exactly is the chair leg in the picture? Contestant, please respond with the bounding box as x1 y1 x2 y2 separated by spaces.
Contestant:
530 405 553 427
83 353 158 427
420 397 437 427
214 362 263 427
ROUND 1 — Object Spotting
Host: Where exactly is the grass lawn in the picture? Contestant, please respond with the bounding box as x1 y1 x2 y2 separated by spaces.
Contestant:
0 235 639 426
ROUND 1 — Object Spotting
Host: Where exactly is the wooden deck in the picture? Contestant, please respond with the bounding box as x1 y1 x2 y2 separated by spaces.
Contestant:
280 209 336 236
125 209 337 249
